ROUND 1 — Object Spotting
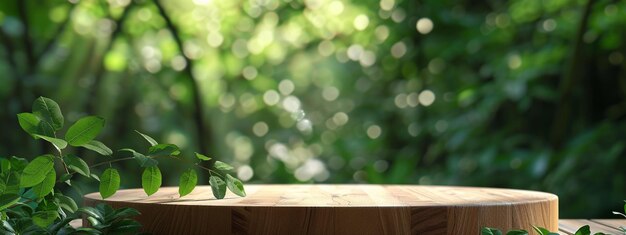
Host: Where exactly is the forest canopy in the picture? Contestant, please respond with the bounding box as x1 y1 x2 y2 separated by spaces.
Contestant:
0 0 625 217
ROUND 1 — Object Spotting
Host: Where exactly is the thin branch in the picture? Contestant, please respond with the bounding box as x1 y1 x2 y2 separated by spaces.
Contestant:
16 0 37 68
153 0 212 154
36 2 79 61
0 30 21 79
550 0 595 149
89 157 135 169
84 3 134 114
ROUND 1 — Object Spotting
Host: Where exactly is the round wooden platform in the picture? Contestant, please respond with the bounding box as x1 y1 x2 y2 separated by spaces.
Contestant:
83 184 558 234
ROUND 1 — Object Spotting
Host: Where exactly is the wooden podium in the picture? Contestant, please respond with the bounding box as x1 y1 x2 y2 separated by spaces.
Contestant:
83 184 558 234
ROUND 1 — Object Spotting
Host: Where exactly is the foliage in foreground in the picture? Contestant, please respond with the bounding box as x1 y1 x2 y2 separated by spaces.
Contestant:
483 201 626 235
0 97 245 233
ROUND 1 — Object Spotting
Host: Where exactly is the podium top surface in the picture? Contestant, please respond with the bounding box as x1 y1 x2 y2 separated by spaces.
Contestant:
84 184 557 208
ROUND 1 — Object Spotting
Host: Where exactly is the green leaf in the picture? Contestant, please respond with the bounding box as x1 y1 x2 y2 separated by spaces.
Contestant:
120 149 158 167
32 169 56 198
135 130 158 146
100 168 120 199
32 210 59 227
0 158 10 172
214 161 234 171
481 227 502 235
226 174 246 197
37 120 55 138
148 144 180 157
33 134 67 150
1 171 20 194
64 154 90 177
9 156 28 172
574 225 590 235
59 173 73 185
90 173 100 181
55 194 78 213
194 152 211 161
142 166 161 196
209 176 226 199
81 140 113 156
65 116 105 146
113 207 141 218
77 207 103 221
532 226 559 235
20 155 54 187
32 96 64 131
178 169 197 197
506 230 529 235
17 113 41 138
0 194 20 211
108 219 142 234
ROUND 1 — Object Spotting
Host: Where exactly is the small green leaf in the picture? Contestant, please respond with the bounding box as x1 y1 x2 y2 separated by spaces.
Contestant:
100 168 120 199
91 173 100 181
481 227 502 235
32 169 56 198
32 210 59 227
148 144 180 157
226 174 246 197
32 96 64 131
178 169 197 197
135 130 158 146
65 116 105 146
532 226 559 235
55 194 78 213
64 154 90 177
9 156 28 172
209 176 227 199
0 194 20 211
120 149 158 167
33 134 67 150
214 161 234 171
506 230 529 235
20 155 54 187
142 166 161 196
17 113 41 138
108 219 142 234
81 140 113 156
194 152 211 161
77 207 103 220
574 225 590 235
59 173 73 185
113 207 141 218
1 171 20 194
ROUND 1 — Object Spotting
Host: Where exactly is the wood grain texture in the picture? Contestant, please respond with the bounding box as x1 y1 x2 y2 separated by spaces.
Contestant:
83 184 558 234
559 219 624 234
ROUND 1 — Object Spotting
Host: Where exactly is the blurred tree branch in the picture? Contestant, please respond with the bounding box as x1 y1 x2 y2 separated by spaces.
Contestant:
85 2 134 114
37 2 78 62
153 0 212 154
16 0 36 69
550 0 595 149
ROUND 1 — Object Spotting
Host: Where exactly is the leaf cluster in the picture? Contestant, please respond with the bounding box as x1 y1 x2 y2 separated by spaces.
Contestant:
1 97 246 233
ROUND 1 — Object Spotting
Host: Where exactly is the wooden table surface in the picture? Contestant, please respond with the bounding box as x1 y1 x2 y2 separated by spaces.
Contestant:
84 184 559 234
558 219 625 234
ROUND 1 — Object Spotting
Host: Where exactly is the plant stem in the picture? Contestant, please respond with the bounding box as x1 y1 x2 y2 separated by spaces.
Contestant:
55 149 70 174
90 157 135 169
163 155 215 174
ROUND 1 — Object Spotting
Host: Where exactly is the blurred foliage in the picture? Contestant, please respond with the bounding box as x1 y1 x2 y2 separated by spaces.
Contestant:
1 0 625 217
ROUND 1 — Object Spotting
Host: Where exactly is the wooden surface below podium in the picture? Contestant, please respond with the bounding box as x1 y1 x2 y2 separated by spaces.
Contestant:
83 184 558 234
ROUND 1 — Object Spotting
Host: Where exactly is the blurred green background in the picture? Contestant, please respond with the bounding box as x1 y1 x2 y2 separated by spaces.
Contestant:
1 0 625 218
